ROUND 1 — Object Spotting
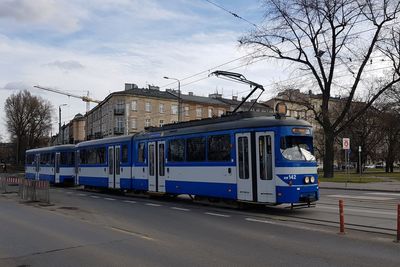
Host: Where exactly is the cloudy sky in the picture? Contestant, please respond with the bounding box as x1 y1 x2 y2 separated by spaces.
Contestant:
0 0 291 140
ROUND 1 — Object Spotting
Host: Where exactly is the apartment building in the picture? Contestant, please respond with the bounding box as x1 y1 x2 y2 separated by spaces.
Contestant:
85 84 273 140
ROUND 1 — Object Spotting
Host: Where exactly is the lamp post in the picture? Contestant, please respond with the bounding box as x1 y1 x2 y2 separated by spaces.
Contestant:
59 104 67 144
163 76 181 122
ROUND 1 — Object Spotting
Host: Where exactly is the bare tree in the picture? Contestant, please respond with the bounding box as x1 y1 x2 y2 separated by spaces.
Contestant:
4 90 53 165
240 0 400 177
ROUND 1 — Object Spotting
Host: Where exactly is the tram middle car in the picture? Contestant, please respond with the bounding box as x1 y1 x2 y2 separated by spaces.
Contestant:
76 111 318 205
25 144 76 184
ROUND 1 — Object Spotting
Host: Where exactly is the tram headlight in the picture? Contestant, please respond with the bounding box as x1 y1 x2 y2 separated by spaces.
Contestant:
310 176 315 183
304 176 310 184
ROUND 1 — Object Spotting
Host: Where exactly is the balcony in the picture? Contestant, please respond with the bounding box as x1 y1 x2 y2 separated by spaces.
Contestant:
114 127 125 135
114 108 125 115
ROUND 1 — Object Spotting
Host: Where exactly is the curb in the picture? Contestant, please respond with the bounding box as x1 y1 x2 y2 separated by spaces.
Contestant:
319 186 400 193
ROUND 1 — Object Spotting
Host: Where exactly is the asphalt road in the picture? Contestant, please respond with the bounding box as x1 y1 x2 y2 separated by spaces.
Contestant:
1 187 400 267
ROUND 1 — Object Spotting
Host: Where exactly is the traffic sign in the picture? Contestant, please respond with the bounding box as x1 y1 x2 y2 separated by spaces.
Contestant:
343 138 350 150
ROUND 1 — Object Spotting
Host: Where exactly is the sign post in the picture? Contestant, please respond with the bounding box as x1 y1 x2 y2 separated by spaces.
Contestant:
342 138 350 187
358 146 362 177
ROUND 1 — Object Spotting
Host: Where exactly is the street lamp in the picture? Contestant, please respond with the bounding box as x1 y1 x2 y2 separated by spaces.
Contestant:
163 76 181 122
59 104 67 144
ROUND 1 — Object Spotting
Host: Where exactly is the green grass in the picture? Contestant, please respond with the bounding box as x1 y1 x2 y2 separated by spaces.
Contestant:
318 170 400 183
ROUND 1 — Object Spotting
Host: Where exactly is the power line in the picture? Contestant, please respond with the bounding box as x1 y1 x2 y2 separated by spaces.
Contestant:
204 0 260 29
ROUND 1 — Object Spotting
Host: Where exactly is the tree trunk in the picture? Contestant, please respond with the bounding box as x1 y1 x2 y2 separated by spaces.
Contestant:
323 131 335 178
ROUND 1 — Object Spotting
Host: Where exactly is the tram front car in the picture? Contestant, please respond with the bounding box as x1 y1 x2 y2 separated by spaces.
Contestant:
274 122 318 206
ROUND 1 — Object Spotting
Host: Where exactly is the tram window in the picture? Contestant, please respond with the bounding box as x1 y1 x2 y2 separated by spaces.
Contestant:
159 143 165 176
137 142 145 163
60 152 74 165
280 136 315 161
96 147 106 164
168 139 185 162
121 144 129 163
26 154 35 165
149 144 155 176
259 136 272 180
208 134 231 161
79 147 106 165
238 137 249 179
40 153 53 165
187 137 206 162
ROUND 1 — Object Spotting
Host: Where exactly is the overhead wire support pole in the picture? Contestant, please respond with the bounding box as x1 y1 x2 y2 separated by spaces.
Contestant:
209 70 264 113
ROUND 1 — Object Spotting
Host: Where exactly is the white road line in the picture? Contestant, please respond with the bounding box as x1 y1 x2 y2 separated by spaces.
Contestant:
366 192 400 197
317 204 396 216
204 212 230 218
145 203 162 207
78 193 87 196
171 207 190 211
123 200 137 204
245 218 279 225
104 197 116 201
326 194 395 201
90 195 100 199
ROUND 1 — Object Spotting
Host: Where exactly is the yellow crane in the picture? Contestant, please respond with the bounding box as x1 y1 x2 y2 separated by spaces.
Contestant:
33 85 101 112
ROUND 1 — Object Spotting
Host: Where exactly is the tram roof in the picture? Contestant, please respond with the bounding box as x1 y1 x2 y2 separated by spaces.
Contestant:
136 112 311 139
26 144 76 153
75 134 135 148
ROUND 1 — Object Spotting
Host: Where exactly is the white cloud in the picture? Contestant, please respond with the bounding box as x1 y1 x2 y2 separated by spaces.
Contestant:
44 60 85 71
0 0 86 33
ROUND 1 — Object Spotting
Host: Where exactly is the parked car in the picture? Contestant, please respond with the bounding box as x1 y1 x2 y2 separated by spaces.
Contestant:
365 164 376 169
375 162 385 168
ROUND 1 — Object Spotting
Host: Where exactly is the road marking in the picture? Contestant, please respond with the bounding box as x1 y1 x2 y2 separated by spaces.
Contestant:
245 218 279 225
317 204 396 216
145 203 161 207
124 200 137 204
104 197 116 201
171 207 190 211
90 195 100 199
78 193 87 196
366 192 400 197
326 194 394 201
204 212 230 218
110 226 154 241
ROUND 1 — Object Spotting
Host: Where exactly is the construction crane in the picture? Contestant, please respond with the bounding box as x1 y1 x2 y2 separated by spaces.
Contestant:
33 85 101 112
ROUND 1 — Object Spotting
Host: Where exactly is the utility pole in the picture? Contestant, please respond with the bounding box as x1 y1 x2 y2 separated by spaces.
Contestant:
163 76 181 122
59 104 67 144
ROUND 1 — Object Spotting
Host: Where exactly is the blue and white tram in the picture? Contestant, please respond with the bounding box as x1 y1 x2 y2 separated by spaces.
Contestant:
25 145 76 184
75 135 133 190
134 112 318 205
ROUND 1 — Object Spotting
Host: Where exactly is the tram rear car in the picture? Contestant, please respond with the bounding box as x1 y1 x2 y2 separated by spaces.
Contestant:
25 145 76 184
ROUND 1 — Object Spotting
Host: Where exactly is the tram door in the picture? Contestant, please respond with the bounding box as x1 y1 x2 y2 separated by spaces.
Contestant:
55 152 60 183
35 154 40 180
147 141 166 193
235 133 253 201
255 132 275 203
75 150 79 185
108 145 121 189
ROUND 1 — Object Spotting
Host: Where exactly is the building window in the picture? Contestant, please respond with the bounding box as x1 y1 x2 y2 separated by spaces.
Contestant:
145 118 151 127
131 100 137 111
159 103 165 113
131 118 137 129
116 99 125 111
171 104 178 115
218 109 224 116
145 102 151 112
116 117 124 129
196 107 202 118
159 120 164 127
208 108 213 118
184 106 189 116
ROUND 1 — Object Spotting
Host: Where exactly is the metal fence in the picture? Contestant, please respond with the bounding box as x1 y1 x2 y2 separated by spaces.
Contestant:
0 177 50 204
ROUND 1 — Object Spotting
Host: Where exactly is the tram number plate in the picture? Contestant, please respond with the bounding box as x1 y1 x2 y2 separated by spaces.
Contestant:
283 174 296 180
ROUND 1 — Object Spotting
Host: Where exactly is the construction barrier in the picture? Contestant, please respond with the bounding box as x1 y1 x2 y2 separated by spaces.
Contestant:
339 199 345 234
0 177 23 193
19 179 50 204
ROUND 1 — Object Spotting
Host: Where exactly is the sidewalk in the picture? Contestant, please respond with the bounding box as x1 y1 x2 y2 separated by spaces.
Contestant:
320 181 400 192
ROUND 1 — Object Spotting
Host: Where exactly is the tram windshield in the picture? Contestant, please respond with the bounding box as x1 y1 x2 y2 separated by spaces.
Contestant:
280 136 315 161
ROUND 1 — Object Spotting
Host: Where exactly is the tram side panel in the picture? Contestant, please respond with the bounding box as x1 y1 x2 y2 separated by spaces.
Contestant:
163 132 237 199
77 146 109 188
132 141 148 191
25 153 37 180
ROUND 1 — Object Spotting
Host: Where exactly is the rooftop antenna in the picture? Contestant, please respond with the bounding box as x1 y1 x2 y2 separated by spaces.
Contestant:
209 70 264 113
